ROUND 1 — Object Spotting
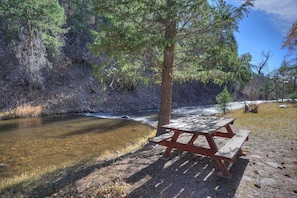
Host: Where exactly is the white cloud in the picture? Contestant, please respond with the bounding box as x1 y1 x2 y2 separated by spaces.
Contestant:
251 0 296 35
228 0 297 35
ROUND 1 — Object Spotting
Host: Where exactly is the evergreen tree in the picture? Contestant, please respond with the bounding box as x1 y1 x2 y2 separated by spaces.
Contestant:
90 0 253 135
60 0 96 60
0 0 67 88
216 86 233 114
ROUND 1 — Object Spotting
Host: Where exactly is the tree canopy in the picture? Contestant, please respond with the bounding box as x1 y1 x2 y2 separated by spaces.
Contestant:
90 0 253 135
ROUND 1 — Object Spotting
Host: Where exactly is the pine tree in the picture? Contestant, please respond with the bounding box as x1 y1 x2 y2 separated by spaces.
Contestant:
216 86 233 114
90 0 253 134
0 0 67 89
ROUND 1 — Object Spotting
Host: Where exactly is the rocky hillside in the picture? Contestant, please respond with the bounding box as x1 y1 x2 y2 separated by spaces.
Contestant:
0 55 225 118
0 30 253 118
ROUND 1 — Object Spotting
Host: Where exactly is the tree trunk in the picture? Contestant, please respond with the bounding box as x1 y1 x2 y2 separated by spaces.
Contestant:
157 57 174 135
156 0 176 135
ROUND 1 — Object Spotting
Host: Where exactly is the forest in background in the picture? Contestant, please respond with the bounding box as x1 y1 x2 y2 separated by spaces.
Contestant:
0 0 296 120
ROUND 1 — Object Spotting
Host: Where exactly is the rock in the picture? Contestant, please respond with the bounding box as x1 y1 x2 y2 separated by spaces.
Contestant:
265 161 281 169
261 178 277 187
121 115 129 119
0 163 8 168
254 183 261 188
250 155 262 159
279 104 288 108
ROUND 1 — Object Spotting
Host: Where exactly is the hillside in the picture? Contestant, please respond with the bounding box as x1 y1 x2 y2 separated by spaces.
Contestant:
0 55 226 118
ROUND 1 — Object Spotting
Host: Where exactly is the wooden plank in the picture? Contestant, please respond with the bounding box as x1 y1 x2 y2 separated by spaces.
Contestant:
162 116 235 135
161 141 216 157
214 129 250 162
149 132 175 143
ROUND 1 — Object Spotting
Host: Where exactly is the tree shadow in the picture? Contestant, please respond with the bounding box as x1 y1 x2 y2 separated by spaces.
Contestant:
0 144 248 198
126 150 249 198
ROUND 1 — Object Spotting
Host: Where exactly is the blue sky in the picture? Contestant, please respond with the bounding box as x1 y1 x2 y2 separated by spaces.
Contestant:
226 0 297 75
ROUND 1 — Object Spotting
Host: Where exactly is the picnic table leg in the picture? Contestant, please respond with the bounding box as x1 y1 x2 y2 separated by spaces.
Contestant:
187 134 199 145
162 131 181 158
205 135 231 176
225 124 235 137
215 159 230 177
205 135 218 152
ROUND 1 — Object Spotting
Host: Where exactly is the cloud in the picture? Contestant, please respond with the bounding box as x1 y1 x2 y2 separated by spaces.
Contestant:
250 0 296 35
228 0 296 35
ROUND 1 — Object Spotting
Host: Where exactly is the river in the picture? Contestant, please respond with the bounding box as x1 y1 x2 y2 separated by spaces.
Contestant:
0 114 153 180
85 100 270 126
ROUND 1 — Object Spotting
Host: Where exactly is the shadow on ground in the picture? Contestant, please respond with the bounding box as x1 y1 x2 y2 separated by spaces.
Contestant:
0 144 249 198
125 148 249 198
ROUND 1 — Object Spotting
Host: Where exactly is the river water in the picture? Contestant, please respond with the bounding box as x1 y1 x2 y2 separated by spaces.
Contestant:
0 100 269 180
0 114 153 180
85 100 269 127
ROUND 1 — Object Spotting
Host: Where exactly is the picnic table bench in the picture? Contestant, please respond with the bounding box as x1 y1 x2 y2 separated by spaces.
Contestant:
149 115 250 177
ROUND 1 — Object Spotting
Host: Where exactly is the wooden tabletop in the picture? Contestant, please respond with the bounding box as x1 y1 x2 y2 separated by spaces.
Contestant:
162 116 235 135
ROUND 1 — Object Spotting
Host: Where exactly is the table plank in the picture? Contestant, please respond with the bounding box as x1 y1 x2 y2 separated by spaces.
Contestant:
149 132 175 143
162 116 235 134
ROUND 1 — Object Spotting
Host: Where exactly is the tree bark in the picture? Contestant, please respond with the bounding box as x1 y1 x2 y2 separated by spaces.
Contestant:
156 0 176 135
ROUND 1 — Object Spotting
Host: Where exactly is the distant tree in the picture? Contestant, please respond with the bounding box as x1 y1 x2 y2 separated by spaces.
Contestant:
253 50 271 75
278 61 289 101
260 78 273 100
90 0 253 135
278 60 297 101
0 0 67 89
282 21 297 64
269 59 297 101
216 86 233 114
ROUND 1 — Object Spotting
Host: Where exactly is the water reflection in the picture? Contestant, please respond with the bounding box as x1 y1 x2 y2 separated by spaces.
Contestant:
0 114 153 180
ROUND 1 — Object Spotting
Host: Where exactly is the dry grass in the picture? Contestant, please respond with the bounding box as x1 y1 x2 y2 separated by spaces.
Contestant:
0 104 43 119
97 129 156 159
14 104 42 117
226 102 297 140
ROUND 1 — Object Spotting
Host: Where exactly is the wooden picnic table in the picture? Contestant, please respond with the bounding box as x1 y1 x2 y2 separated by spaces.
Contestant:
149 115 250 177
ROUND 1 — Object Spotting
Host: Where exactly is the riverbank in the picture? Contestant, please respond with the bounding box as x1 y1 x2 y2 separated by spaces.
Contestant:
0 102 296 197
0 61 226 121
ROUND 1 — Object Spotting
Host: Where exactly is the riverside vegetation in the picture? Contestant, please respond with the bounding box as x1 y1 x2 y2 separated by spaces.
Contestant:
0 102 296 197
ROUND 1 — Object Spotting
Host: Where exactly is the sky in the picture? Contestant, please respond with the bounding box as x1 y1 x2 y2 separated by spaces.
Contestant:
226 0 297 75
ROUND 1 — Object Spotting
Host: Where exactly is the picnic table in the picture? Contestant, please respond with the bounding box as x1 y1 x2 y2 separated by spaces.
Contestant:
149 115 250 177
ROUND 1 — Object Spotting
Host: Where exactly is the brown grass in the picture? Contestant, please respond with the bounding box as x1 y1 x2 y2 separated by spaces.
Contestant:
14 104 42 117
0 104 42 119
226 102 297 140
